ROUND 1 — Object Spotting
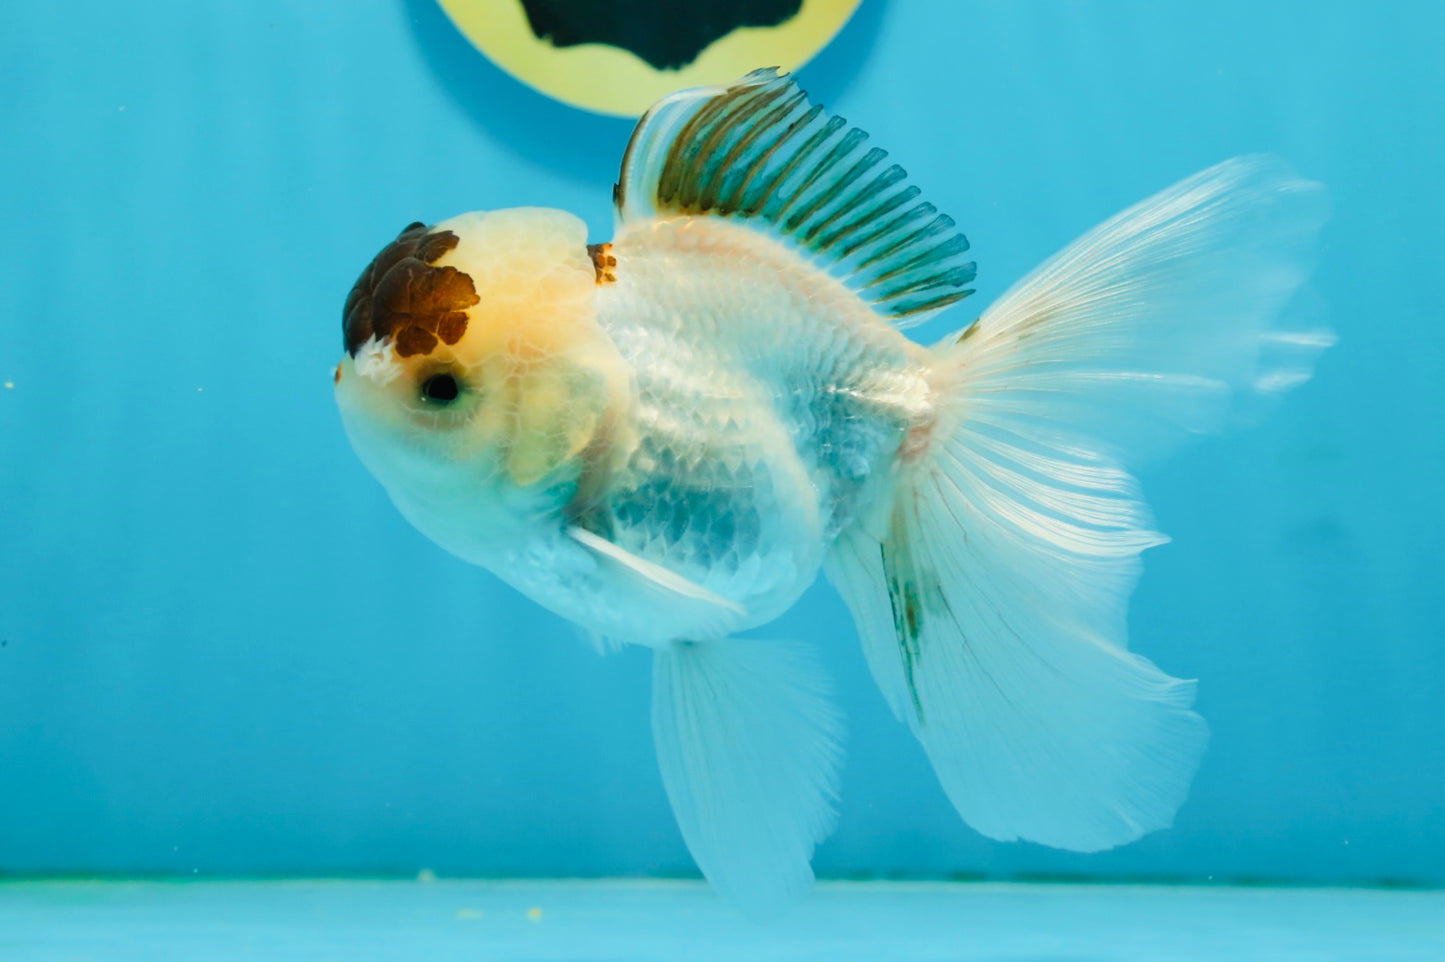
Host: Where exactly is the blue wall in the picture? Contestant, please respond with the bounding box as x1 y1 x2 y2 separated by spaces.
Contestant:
2 0 1441 885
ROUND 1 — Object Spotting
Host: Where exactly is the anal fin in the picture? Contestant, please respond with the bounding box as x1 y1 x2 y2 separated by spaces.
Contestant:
651 638 843 916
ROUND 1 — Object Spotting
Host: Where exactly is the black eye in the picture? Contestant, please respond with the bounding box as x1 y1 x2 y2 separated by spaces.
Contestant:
421 373 460 404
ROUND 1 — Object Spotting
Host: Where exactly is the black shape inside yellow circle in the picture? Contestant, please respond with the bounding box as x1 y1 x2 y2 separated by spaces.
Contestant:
435 0 863 117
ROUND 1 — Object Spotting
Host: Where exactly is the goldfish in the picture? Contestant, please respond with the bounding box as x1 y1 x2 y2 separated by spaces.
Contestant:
334 69 1330 914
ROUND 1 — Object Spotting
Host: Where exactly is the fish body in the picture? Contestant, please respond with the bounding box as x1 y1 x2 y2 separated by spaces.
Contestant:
584 216 932 636
335 70 1330 915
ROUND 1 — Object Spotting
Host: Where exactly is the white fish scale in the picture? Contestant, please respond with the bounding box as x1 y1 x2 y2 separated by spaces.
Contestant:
592 218 932 626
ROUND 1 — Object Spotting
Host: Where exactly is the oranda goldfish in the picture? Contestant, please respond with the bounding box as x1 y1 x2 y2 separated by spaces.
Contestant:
335 69 1330 914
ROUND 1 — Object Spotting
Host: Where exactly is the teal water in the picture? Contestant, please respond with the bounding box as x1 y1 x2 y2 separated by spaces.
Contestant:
1 0 1442 953
4 880 1443 961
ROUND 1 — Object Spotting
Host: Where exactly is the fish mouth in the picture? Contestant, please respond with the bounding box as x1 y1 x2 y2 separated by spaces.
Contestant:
342 222 480 359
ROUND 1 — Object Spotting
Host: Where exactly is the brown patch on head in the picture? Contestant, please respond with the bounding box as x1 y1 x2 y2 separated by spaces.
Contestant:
587 243 617 285
333 363 343 385
344 223 481 358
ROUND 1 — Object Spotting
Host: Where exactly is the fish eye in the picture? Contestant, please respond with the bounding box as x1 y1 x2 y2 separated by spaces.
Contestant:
420 372 461 405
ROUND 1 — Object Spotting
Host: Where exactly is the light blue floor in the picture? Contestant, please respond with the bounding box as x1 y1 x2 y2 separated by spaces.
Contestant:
2 880 1442 961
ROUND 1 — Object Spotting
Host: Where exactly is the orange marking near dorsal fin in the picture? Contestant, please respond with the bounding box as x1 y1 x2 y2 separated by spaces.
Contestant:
587 243 618 285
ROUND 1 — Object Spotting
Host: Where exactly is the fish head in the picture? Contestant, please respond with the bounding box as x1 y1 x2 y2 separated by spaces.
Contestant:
335 207 627 547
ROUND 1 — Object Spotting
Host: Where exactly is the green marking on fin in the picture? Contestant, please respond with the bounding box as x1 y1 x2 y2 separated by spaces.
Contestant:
615 68 977 325
881 532 927 726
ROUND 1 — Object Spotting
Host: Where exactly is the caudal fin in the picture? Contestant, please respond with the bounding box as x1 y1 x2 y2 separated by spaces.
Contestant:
827 156 1330 852
651 639 844 916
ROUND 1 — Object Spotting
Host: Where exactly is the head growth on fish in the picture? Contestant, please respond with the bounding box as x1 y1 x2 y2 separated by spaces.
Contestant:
335 208 630 522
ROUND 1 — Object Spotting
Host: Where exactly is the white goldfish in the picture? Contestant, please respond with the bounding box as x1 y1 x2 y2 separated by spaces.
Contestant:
335 69 1330 914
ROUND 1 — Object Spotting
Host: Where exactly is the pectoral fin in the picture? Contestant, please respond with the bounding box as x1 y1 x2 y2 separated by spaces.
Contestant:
567 525 746 641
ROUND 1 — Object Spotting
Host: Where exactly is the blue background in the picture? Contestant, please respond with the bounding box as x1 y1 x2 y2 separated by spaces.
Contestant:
1 0 1441 886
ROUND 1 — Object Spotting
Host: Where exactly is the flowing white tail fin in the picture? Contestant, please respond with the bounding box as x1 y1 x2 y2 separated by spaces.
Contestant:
827 156 1331 852
651 639 844 916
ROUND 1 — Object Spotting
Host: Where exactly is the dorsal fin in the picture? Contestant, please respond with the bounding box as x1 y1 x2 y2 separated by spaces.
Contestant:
615 68 976 325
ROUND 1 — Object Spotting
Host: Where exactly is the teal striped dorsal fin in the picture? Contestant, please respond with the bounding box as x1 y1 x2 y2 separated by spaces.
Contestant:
614 68 976 325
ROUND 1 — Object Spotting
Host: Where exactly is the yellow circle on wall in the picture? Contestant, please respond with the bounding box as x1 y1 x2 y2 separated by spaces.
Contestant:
434 0 864 118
